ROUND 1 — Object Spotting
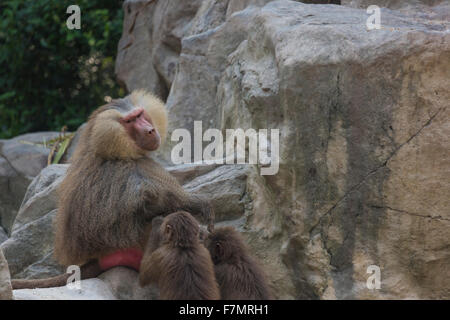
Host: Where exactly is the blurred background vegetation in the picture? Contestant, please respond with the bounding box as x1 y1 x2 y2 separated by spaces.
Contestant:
0 0 124 139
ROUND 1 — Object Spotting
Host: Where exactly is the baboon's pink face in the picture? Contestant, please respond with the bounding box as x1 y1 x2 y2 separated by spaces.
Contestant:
120 107 161 151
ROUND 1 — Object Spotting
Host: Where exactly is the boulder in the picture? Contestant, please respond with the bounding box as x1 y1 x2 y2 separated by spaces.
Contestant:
0 227 7 245
184 164 251 222
161 2 273 161
115 0 204 99
0 248 13 300
213 1 449 299
166 162 220 184
1 164 68 279
341 0 446 10
0 132 60 234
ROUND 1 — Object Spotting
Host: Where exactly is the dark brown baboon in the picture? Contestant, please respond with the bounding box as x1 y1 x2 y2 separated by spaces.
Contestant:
205 227 272 300
10 90 214 289
140 211 220 300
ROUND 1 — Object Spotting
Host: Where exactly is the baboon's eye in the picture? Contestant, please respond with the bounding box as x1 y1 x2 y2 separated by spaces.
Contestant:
215 242 223 256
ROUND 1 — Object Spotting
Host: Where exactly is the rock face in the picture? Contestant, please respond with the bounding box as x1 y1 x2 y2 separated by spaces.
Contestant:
0 248 13 300
115 0 450 299
341 0 446 10
0 227 7 245
0 132 60 234
1 164 67 279
115 0 204 100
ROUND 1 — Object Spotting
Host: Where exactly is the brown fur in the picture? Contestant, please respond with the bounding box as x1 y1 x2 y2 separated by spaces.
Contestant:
146 216 164 253
11 91 214 289
140 211 220 300
205 227 272 300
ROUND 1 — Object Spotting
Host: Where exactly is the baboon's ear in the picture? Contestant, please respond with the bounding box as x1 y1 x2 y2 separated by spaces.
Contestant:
165 224 173 241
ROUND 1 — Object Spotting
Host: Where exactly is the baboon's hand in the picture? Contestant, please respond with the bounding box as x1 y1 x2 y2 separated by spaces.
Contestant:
202 200 215 232
186 195 215 231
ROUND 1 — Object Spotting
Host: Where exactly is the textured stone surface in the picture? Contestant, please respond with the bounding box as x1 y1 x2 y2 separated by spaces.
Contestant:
115 0 203 99
184 165 251 222
0 227 7 245
0 248 13 300
1 165 68 279
0 132 59 234
160 5 262 161
211 1 449 299
166 162 220 184
341 0 446 9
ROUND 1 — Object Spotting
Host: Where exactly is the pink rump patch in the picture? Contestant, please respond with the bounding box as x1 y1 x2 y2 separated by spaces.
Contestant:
99 248 143 272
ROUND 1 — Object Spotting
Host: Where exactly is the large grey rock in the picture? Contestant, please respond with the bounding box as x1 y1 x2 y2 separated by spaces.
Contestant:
213 1 449 299
184 165 251 222
341 0 450 23
0 227 7 245
115 0 278 100
0 248 13 300
115 0 203 99
187 0 272 36
0 132 60 234
13 267 158 300
166 162 220 184
161 4 271 162
1 164 68 279
115 0 165 97
341 0 446 10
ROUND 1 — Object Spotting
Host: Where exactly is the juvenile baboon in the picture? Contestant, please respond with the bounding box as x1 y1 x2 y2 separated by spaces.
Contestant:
11 90 214 289
140 211 220 300
205 227 272 300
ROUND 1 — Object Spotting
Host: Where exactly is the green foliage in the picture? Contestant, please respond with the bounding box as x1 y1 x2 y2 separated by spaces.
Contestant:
0 0 124 138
